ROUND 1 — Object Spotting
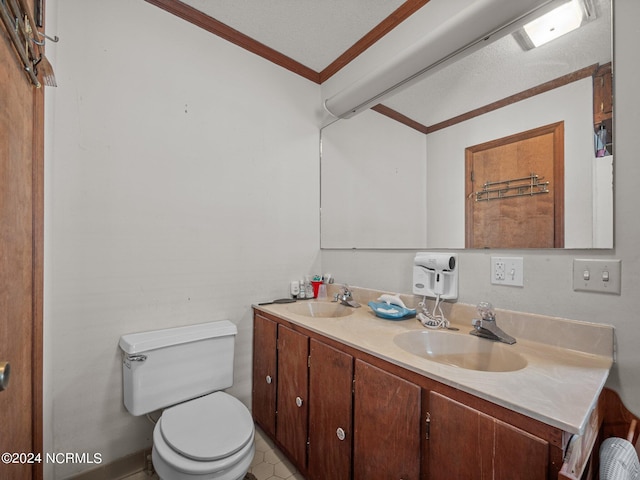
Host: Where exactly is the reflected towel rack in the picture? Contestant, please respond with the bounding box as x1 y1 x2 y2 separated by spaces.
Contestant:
473 172 550 202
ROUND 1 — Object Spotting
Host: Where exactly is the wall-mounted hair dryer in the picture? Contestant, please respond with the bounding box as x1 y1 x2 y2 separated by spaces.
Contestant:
413 252 458 300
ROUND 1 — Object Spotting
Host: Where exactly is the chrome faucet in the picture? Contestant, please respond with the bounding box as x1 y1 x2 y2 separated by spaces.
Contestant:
334 285 361 308
470 302 516 344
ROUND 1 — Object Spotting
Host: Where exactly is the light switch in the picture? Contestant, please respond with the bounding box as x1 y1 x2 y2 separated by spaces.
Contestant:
573 259 621 294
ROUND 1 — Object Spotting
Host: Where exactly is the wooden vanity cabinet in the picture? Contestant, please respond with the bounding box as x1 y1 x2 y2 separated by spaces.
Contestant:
275 324 309 469
252 310 566 479
426 391 550 480
353 360 421 480
307 340 354 480
251 313 277 437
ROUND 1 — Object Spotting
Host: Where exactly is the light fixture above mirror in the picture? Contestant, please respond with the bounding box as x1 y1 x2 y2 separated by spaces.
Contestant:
323 0 597 121
515 0 597 49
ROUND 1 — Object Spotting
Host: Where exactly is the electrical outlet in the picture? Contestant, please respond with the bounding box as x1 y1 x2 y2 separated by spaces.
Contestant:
494 260 505 280
573 259 621 294
491 257 524 287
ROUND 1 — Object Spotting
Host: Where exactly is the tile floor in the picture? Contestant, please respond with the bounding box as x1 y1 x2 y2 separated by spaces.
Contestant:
248 428 305 480
122 426 304 480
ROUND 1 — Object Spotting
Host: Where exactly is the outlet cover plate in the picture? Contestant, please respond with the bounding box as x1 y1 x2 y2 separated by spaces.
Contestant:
491 256 524 287
573 259 621 294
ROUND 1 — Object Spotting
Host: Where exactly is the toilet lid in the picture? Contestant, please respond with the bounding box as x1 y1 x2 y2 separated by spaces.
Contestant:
160 392 254 461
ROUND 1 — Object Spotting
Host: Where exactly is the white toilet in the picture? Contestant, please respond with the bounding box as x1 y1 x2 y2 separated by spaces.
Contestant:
119 320 255 480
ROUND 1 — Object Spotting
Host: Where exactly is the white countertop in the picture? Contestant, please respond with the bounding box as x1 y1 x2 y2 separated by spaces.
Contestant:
254 292 613 435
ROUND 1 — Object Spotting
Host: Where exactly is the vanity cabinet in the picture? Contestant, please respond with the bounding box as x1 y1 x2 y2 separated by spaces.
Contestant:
426 391 549 480
251 314 277 438
307 340 353 479
252 309 566 479
275 324 309 469
353 360 421 480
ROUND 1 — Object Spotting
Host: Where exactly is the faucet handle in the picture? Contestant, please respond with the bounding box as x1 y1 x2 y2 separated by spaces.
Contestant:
477 301 495 321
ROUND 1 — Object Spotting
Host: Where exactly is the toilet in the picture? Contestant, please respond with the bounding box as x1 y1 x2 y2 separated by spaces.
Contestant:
119 320 255 480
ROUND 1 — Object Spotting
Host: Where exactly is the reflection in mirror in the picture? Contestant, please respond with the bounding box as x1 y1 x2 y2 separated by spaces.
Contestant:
321 111 427 249
320 0 612 250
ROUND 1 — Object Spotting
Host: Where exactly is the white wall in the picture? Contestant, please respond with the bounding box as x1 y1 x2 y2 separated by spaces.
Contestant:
45 0 319 477
321 0 640 414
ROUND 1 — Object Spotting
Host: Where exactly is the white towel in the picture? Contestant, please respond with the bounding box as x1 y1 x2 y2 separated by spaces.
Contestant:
600 437 640 480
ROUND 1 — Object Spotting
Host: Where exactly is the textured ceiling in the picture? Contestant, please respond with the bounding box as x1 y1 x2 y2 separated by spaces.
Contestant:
179 0 406 72
175 0 612 125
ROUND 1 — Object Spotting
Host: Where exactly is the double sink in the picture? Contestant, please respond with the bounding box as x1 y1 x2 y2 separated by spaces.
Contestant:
286 301 526 373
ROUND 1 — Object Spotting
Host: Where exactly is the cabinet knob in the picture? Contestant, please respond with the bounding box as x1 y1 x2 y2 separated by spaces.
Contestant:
265 375 272 384
336 427 346 441
295 396 303 407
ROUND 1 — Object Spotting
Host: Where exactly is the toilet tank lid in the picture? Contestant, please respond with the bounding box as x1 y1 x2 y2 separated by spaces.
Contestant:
119 320 237 354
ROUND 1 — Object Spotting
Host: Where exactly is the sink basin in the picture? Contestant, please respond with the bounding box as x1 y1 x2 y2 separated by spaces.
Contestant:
287 302 355 318
393 330 527 372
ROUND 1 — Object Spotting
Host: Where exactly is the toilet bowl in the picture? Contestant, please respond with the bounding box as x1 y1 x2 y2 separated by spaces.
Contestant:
119 321 255 480
152 392 255 480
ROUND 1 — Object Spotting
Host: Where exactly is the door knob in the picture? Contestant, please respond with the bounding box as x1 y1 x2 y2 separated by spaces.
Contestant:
336 427 346 441
295 396 303 407
0 362 10 392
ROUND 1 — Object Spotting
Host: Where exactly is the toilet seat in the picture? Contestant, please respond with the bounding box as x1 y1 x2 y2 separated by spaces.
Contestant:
161 391 253 461
153 392 255 478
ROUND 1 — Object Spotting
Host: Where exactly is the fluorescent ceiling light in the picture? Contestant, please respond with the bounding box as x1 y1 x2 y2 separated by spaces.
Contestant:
520 0 593 48
324 0 564 120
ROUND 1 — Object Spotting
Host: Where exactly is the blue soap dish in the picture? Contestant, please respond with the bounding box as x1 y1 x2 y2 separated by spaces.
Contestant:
368 301 416 320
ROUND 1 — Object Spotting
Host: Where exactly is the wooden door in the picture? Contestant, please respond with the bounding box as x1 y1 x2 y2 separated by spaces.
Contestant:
465 122 564 248
308 339 353 480
276 325 309 470
0 2 44 478
252 314 278 437
428 391 548 480
353 360 421 480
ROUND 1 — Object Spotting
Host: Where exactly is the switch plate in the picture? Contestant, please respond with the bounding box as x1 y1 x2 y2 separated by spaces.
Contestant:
491 257 524 287
573 259 621 294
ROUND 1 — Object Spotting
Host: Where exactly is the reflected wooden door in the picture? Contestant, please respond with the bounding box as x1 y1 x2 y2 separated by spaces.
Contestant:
465 122 564 248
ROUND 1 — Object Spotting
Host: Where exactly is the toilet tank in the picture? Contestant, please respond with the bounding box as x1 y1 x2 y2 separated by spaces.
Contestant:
119 320 237 416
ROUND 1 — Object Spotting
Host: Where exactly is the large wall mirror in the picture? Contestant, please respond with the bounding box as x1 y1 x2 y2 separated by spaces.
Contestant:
321 0 612 249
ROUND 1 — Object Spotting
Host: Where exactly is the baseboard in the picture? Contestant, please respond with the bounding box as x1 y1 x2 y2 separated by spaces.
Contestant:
67 448 153 480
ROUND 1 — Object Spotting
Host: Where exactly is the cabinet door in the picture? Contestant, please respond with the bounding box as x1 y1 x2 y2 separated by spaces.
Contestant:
593 64 613 123
308 339 353 480
492 418 549 479
276 325 309 470
428 391 549 480
252 314 278 437
354 360 421 480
